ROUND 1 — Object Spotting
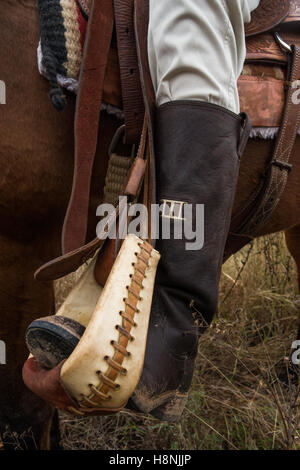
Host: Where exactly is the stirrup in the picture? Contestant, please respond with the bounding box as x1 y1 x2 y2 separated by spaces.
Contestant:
23 234 160 415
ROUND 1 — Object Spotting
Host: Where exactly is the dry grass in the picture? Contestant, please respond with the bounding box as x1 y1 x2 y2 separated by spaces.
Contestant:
56 233 300 450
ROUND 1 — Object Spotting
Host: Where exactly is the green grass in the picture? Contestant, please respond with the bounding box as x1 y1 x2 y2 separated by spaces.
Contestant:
57 234 300 450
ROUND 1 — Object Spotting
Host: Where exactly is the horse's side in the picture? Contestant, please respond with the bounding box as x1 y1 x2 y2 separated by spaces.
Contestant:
1 0 300 449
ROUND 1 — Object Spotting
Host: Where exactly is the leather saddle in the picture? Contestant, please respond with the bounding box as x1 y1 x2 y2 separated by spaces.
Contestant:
35 0 300 281
245 0 290 37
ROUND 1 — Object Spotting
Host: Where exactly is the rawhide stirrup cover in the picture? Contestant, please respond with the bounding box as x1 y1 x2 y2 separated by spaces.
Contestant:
23 234 160 415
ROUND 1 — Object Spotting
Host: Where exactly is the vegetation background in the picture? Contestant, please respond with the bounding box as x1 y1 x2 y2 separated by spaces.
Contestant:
56 234 300 450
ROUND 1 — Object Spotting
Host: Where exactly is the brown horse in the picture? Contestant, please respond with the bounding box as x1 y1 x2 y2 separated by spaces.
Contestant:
1 0 300 450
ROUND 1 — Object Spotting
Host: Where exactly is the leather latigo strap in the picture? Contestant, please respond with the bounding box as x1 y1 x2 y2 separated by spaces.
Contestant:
134 0 157 244
94 117 150 286
62 0 114 255
114 0 145 144
236 45 300 236
61 0 146 255
35 206 119 281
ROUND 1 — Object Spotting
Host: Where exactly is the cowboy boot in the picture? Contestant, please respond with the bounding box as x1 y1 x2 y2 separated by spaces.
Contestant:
128 101 251 421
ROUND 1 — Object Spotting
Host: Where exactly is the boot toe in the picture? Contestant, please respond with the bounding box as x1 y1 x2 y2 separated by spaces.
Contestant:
26 316 85 369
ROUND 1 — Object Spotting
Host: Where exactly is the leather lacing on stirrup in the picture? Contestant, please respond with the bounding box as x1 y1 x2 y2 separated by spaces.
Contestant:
79 240 153 408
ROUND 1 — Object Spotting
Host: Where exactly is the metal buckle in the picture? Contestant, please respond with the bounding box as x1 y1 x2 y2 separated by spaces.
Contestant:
274 32 292 54
272 160 293 172
108 124 136 159
160 199 187 221
108 125 126 156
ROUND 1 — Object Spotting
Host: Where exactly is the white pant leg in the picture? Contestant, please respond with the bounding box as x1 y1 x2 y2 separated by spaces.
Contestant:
148 0 261 113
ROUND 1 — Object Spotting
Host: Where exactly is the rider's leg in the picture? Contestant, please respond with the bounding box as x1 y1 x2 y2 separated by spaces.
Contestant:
129 0 257 421
148 0 260 112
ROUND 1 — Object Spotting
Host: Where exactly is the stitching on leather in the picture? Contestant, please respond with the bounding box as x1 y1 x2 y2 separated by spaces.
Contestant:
79 239 153 408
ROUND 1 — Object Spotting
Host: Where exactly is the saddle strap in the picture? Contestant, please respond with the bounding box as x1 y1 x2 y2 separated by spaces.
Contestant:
238 44 300 236
135 0 157 238
62 0 115 254
114 0 145 144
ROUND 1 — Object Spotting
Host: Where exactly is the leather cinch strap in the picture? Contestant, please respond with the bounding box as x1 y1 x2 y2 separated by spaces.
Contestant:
62 0 146 255
62 0 114 254
114 0 144 144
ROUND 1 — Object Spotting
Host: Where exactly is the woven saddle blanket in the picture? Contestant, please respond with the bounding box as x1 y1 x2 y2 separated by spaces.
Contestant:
38 0 90 101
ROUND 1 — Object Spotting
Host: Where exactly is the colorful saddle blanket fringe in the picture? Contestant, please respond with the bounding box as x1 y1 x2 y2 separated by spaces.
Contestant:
38 0 91 110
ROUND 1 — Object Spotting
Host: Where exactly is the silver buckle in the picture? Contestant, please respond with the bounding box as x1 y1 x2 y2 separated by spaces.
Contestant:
108 125 136 158
161 200 187 221
274 32 292 54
